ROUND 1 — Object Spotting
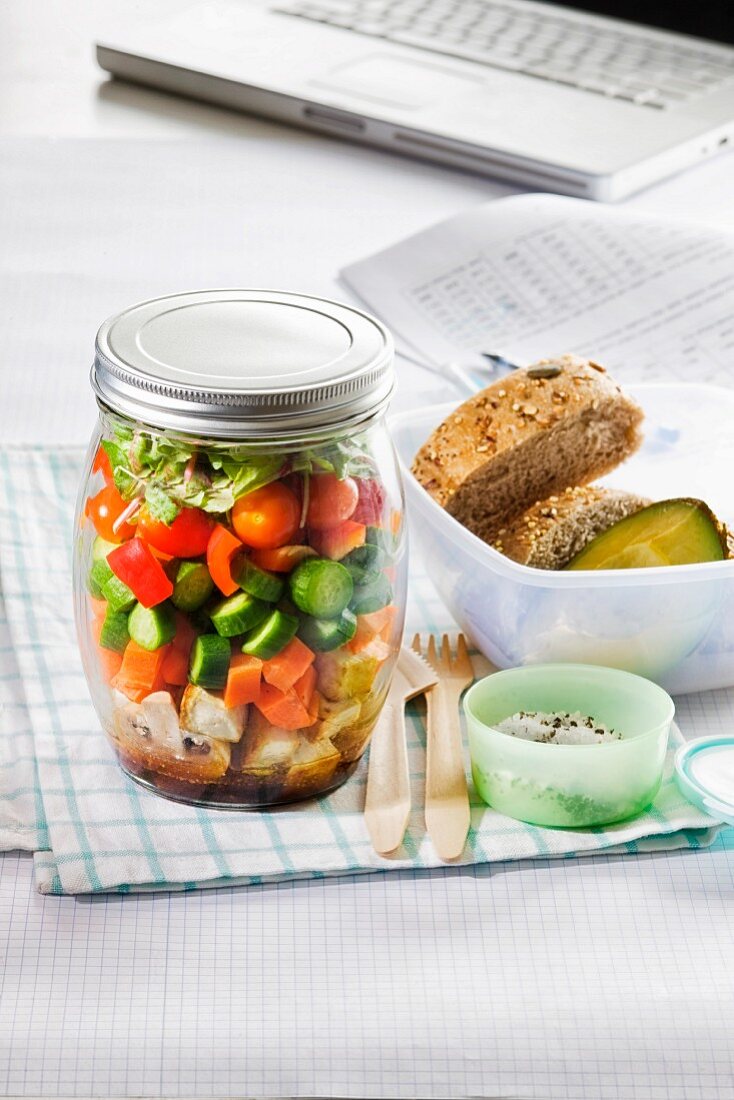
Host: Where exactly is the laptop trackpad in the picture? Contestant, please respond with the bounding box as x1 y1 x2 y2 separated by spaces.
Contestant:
311 54 484 109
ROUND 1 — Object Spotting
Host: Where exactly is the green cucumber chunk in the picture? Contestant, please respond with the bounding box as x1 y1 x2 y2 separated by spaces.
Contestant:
99 607 130 653
236 558 284 603
351 573 393 615
298 609 357 652
241 609 298 660
172 560 214 612
342 542 385 572
128 602 176 651
101 573 136 613
210 591 269 637
289 558 353 619
342 560 382 587
88 557 113 599
92 535 120 561
188 634 231 689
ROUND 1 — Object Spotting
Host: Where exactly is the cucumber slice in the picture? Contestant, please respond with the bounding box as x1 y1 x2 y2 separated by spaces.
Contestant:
298 609 357 652
172 560 214 612
241 609 298 660
342 560 383 587
366 525 394 550
88 557 113 599
351 573 392 615
188 634 230 689
101 573 136 613
236 558 284 603
567 498 728 570
92 535 119 561
342 542 385 572
210 591 270 637
289 558 354 619
99 607 130 653
128 602 176 651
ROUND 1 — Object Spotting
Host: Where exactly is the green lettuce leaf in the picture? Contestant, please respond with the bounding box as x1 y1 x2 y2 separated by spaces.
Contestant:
144 484 181 525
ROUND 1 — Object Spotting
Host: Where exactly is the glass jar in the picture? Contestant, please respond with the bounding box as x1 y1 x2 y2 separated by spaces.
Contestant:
73 290 406 808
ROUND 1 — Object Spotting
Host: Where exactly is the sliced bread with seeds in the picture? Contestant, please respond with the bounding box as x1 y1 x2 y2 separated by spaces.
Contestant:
411 355 643 544
492 486 650 569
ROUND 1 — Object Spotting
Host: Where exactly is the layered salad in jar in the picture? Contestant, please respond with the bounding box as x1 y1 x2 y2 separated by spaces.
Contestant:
78 416 405 806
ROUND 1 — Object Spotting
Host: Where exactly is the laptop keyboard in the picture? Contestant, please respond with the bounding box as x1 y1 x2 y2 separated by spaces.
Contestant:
274 0 734 109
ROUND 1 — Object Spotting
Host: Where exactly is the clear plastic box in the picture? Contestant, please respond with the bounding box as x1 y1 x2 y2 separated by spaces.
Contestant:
391 383 734 695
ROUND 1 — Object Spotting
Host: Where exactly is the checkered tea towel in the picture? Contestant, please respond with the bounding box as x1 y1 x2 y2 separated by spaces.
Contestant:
0 447 724 894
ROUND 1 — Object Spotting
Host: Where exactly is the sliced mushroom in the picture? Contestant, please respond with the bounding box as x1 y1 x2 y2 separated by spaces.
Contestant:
112 691 231 782
179 734 231 779
141 691 187 752
314 649 382 702
282 736 341 798
179 685 247 743
318 697 361 741
241 716 302 776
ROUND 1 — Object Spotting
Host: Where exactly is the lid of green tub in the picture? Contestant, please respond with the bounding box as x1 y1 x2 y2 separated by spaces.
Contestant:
674 736 734 826
92 289 394 440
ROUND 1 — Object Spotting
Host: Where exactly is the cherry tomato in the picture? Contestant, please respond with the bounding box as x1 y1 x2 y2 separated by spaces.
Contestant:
306 473 359 530
86 484 135 542
137 505 215 558
232 483 300 549
92 445 113 483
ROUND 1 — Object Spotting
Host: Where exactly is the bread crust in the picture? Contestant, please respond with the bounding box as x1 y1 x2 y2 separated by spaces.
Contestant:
412 356 643 542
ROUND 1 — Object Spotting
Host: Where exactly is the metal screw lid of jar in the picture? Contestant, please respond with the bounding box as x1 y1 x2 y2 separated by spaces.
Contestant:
92 290 394 440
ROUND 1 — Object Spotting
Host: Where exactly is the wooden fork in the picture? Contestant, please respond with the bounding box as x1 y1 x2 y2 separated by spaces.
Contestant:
412 633 473 860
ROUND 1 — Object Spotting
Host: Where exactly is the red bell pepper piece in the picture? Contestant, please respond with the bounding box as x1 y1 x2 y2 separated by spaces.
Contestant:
92 444 113 483
107 539 174 608
206 524 243 596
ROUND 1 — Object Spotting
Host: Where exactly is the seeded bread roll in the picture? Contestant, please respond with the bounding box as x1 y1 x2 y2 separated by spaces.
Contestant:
412 356 644 544
492 486 650 569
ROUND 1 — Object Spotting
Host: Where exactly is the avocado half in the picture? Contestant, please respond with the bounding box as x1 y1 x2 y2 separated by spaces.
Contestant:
566 498 731 570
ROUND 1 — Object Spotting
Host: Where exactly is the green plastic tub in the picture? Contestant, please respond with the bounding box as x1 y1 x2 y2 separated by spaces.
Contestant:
464 663 674 828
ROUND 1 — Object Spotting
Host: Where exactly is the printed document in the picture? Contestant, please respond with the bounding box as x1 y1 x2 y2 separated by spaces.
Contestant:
342 194 734 385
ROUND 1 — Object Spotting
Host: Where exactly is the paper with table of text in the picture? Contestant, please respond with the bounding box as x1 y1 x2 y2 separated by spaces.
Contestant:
341 193 734 386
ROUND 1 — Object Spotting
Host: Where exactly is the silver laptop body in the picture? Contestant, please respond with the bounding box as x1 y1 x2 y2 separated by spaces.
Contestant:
97 0 734 200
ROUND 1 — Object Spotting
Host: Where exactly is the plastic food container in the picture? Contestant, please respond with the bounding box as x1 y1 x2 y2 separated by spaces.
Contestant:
391 383 734 694
73 290 406 808
464 663 674 827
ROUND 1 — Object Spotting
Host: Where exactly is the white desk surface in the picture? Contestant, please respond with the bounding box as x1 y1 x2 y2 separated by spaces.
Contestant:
1 4 734 1098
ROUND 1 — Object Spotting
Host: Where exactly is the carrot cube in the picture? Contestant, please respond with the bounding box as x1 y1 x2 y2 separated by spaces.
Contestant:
224 654 263 709
161 645 190 687
293 664 317 711
262 637 315 693
111 640 169 701
256 682 313 731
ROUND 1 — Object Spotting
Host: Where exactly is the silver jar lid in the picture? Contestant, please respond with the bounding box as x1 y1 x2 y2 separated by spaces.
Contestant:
92 289 394 440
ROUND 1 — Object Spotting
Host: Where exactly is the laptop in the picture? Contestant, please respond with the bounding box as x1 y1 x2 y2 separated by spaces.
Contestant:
97 0 734 200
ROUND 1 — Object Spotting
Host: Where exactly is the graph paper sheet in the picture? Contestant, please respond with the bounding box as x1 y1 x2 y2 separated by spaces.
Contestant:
1 839 733 1099
341 193 734 385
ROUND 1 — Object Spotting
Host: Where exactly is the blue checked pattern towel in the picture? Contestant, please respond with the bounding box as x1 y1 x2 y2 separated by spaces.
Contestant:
0 446 725 895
